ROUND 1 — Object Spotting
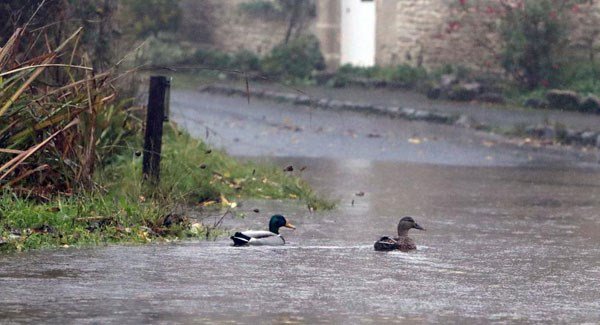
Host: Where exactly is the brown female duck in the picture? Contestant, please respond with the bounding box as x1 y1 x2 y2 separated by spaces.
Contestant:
374 216 425 252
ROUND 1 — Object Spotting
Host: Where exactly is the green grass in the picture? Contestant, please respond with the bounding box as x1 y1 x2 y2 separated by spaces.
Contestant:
0 125 334 252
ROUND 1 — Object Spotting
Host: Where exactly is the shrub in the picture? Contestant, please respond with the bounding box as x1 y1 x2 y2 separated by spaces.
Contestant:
231 50 262 72
386 65 428 86
451 0 581 90
191 48 233 69
260 35 325 80
334 63 428 87
138 37 195 66
499 0 571 89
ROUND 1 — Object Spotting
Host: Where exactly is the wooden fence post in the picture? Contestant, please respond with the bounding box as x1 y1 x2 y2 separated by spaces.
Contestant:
142 76 169 183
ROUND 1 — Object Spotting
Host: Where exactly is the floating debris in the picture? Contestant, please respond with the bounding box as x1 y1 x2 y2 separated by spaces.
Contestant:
283 165 294 172
355 191 365 197
253 208 260 213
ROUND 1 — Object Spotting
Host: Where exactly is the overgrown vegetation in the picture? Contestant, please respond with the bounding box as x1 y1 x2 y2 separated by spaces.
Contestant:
260 35 325 80
121 0 182 38
330 64 428 88
0 126 333 252
141 35 325 83
447 0 600 104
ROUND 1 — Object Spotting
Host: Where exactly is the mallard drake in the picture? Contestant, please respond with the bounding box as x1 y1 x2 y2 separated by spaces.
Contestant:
230 214 295 246
374 216 425 252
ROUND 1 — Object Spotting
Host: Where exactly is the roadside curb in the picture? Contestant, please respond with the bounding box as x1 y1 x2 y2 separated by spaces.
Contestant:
198 84 600 148
199 84 459 125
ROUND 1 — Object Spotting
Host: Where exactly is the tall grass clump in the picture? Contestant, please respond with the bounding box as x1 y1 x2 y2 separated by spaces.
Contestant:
0 27 138 194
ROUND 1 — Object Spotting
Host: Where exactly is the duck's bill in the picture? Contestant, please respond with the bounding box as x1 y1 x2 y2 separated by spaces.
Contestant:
284 222 296 229
414 223 425 230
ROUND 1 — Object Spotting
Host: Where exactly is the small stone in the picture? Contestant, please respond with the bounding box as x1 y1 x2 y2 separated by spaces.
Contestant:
440 74 458 88
385 106 401 114
294 95 311 105
371 105 388 114
400 107 416 118
523 98 546 108
262 90 277 99
316 98 330 108
447 83 481 101
426 86 442 99
455 114 476 128
413 110 431 120
327 100 345 109
477 92 505 104
525 125 555 139
580 131 597 146
546 89 581 110
579 95 600 113
562 129 579 144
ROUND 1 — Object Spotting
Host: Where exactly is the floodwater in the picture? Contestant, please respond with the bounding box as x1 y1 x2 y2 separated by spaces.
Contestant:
2 92 600 323
1 160 600 323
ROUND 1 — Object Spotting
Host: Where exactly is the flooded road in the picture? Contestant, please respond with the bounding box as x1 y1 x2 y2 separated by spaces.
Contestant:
2 91 600 323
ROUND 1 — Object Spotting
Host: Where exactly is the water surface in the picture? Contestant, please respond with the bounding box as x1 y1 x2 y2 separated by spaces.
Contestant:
2 159 600 323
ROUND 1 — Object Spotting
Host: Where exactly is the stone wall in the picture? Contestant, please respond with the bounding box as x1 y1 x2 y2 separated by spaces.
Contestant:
192 0 600 70
375 0 494 69
315 0 341 70
180 0 305 56
374 0 600 70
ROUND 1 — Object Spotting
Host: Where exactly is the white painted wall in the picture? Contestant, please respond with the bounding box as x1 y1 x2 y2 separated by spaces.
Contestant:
340 0 376 67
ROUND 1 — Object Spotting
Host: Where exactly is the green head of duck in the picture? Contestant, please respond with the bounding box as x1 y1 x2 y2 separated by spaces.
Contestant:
269 214 296 234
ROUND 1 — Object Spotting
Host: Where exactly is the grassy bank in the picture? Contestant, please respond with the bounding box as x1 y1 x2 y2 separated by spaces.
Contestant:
0 125 333 252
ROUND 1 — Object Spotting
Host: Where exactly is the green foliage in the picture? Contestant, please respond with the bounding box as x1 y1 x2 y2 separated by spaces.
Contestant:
122 0 182 38
232 50 262 72
0 191 180 252
137 37 196 66
1 27 138 192
0 125 334 252
558 60 600 95
100 125 333 210
261 35 325 80
334 64 428 87
500 0 571 89
190 49 261 72
192 49 234 69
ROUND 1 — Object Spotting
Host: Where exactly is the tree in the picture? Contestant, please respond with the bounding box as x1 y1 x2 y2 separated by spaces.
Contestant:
121 0 182 38
277 0 316 45
238 0 316 45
